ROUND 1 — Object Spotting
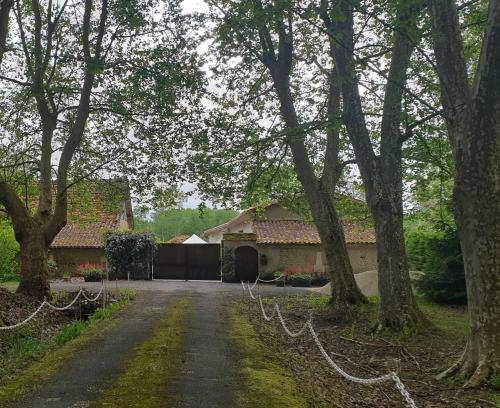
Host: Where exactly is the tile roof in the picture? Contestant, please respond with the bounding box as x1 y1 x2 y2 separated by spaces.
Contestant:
253 219 375 245
51 221 117 248
48 185 132 249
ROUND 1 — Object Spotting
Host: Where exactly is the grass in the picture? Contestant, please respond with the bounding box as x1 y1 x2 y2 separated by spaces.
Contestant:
0 298 129 404
0 281 19 292
90 297 192 408
228 308 313 408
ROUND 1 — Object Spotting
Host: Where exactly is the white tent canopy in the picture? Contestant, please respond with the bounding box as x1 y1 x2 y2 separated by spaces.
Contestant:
182 234 207 244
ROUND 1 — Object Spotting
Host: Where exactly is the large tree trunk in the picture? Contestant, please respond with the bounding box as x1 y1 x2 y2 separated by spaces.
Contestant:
0 0 13 65
427 0 500 385
16 221 51 300
326 0 425 329
273 75 367 311
372 203 423 328
437 117 500 386
308 185 367 310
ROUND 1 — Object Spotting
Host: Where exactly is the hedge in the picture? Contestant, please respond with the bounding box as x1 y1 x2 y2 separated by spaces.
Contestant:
105 232 156 280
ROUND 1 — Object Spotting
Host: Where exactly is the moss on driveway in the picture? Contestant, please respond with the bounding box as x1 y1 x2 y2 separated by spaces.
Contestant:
0 300 129 405
90 297 191 408
228 309 312 408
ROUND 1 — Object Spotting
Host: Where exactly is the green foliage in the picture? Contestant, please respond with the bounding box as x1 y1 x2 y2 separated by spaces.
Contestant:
47 259 58 277
135 208 237 242
0 219 19 282
105 232 156 280
406 222 466 305
286 274 313 287
78 267 106 282
221 248 236 282
55 320 87 345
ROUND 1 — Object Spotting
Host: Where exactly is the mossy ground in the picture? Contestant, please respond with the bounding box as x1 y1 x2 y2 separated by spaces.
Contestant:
0 299 129 404
227 308 314 408
90 297 191 408
0 281 18 292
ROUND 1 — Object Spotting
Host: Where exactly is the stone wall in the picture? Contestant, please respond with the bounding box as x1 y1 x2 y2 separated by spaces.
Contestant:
49 248 107 277
223 240 377 279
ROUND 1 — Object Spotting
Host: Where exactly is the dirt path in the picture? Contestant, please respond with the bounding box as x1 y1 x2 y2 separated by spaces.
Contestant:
8 292 175 408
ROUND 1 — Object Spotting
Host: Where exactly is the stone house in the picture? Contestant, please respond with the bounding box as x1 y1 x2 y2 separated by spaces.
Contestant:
49 185 134 276
205 203 377 281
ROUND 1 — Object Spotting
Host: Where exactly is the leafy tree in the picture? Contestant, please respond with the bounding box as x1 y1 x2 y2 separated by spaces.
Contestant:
427 0 500 386
197 0 368 313
0 218 19 281
321 0 429 328
0 0 202 299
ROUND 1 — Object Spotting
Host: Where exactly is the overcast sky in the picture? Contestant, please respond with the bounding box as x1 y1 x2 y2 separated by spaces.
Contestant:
179 0 210 209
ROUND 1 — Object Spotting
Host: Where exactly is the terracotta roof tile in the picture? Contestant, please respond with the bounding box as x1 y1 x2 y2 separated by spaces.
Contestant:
51 221 117 248
253 219 375 245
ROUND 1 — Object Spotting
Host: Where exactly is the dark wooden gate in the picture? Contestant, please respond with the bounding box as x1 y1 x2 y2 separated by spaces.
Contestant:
235 246 258 281
153 243 221 280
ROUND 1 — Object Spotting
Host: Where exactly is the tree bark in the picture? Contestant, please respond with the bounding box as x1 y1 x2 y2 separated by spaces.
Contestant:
0 0 13 65
428 0 500 385
325 0 425 328
274 79 366 311
16 220 51 300
250 2 366 311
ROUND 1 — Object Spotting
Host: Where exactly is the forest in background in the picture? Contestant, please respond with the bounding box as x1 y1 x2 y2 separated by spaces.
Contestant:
134 208 237 242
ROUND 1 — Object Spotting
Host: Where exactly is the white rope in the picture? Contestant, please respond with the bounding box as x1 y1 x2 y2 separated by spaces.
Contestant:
258 296 277 321
45 289 84 311
244 284 418 408
275 304 311 338
247 282 257 299
81 286 104 302
256 275 285 283
248 275 285 290
0 301 47 331
0 286 105 330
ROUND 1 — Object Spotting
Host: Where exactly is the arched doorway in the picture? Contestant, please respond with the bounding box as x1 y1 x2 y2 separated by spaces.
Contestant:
235 246 258 282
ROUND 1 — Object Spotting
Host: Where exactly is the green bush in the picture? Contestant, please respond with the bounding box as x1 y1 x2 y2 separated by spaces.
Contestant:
0 220 19 282
77 265 106 282
221 248 236 282
406 225 466 305
311 275 329 287
287 274 313 287
105 232 156 280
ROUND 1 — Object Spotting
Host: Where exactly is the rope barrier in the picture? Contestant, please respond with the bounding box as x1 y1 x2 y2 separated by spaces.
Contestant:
0 286 105 331
243 279 419 408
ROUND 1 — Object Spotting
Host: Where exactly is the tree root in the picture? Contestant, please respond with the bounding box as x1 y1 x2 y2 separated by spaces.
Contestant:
436 344 500 388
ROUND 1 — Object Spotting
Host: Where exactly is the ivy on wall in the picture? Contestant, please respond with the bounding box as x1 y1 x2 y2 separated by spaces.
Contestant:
221 248 236 282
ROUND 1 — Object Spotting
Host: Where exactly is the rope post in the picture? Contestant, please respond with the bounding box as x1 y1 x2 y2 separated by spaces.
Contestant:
40 296 46 341
102 281 105 310
79 286 82 320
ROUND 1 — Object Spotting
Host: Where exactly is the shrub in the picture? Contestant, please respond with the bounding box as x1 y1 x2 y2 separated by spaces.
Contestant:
287 274 313 287
105 232 156 280
47 259 58 276
407 226 466 305
77 264 106 282
221 248 236 282
311 275 329 287
0 219 19 281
